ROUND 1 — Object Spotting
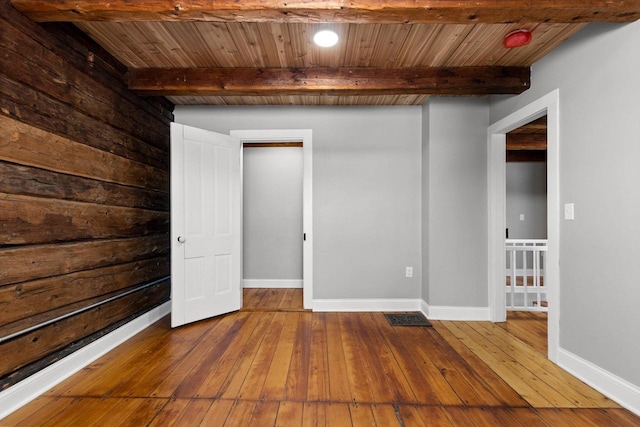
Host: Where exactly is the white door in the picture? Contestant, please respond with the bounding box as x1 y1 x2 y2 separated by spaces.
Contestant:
171 123 242 328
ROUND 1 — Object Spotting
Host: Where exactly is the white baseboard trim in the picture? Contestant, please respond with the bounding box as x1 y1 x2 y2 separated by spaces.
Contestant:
0 301 171 420
243 279 303 289
312 298 422 312
558 347 640 416
422 302 490 321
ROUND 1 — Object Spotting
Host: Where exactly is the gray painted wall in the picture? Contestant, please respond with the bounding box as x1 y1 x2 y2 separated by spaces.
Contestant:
425 97 490 307
174 106 423 300
506 162 547 239
491 22 640 387
243 146 303 280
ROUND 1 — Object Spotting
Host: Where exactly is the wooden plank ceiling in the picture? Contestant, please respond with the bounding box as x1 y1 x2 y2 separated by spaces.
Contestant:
12 1 640 105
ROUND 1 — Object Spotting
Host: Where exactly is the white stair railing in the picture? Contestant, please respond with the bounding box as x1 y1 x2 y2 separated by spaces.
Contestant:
506 239 547 311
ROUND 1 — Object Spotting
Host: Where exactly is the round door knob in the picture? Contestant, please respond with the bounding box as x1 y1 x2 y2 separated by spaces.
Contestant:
177 236 186 243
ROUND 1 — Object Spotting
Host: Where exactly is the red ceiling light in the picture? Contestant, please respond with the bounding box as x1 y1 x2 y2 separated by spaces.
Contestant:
503 29 532 49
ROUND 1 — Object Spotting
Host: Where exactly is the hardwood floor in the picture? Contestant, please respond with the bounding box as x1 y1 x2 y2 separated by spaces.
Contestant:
241 288 307 312
2 290 638 426
498 311 548 356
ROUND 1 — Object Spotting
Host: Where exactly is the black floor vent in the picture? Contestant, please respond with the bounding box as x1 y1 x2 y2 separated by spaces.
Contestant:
384 313 432 327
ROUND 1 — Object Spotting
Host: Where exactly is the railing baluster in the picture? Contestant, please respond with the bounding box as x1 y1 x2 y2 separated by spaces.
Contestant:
505 239 547 312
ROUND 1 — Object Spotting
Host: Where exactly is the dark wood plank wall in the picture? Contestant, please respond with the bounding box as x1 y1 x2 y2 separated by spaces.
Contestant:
0 0 173 389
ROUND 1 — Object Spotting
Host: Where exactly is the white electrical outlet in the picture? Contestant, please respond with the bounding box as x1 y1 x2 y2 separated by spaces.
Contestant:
405 267 413 278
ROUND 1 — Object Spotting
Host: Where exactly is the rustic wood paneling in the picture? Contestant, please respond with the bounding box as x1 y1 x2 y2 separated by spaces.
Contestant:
0 281 170 379
0 257 170 327
0 75 169 172
0 193 169 246
0 116 169 191
0 162 169 211
0 0 172 389
0 236 170 287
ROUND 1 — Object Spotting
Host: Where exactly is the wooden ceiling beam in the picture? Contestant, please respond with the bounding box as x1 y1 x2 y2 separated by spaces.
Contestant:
127 66 530 97
11 0 640 24
506 133 547 150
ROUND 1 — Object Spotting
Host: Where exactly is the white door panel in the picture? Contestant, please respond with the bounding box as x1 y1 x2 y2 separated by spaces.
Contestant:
171 123 241 328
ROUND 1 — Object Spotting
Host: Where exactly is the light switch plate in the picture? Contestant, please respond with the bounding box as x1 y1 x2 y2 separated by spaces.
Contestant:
564 203 575 220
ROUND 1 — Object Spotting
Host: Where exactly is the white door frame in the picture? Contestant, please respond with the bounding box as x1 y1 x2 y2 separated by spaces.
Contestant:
231 129 314 310
487 89 560 362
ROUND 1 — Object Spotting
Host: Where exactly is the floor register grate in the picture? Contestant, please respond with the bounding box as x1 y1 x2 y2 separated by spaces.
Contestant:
384 313 432 327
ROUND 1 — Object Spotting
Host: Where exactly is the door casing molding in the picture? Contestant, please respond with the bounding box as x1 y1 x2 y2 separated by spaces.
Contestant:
231 129 314 310
487 89 560 362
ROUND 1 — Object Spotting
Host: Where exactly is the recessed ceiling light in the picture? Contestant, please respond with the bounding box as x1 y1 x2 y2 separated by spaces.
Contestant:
313 30 339 47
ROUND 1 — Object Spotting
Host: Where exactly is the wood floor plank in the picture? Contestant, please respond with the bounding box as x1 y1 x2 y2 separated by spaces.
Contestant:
325 313 353 402
0 396 56 425
279 288 300 310
189 312 270 398
307 313 331 402
260 289 287 310
469 321 617 408
262 313 300 400
8 397 77 426
50 320 174 397
87 397 167 427
506 408 552 426
499 311 548 355
442 321 558 408
354 313 412 403
62 397 126 426
286 311 312 401
325 403 353 427
146 399 213 427
337 313 375 402
432 320 528 407
113 313 244 397
217 312 277 399
598 408 640 426
397 405 428 427
535 408 602 426
198 399 235 427
275 401 304 427
302 402 326 427
40 397 109 427
223 400 258 427
104 398 169 427
413 405 455 426
461 407 525 427
157 312 249 398
371 404 403 426
349 403 376 425
415 326 490 406
146 398 190 427
237 312 286 400
390 326 464 406
248 400 280 425
370 313 444 405
442 406 480 426
242 288 265 307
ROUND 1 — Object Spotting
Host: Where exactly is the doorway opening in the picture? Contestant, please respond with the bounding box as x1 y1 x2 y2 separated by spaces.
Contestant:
242 142 304 311
487 90 560 363
231 129 313 310
503 115 549 356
